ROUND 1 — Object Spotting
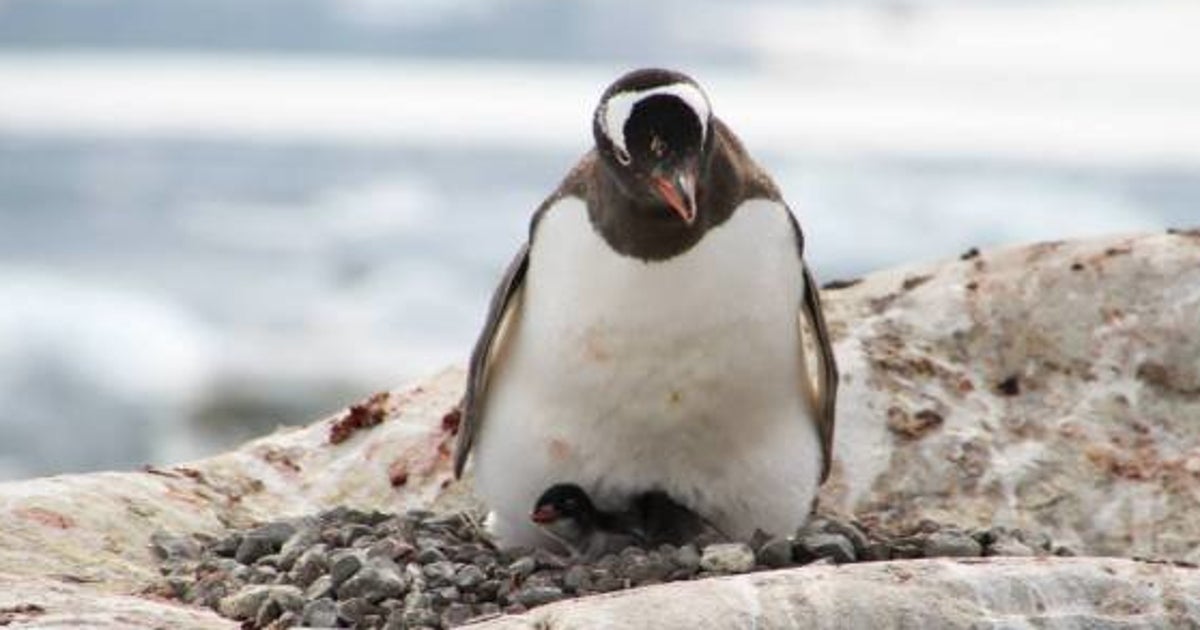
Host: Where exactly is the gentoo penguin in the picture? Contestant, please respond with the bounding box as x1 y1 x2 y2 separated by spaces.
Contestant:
531 483 728 559
531 483 642 559
455 68 838 548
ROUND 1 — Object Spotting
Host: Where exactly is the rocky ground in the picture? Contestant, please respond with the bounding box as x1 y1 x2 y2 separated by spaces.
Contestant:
152 506 1079 629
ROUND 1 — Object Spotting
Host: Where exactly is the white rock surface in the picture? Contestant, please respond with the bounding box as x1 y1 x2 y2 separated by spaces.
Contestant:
474 557 1200 629
0 231 1196 626
817 230 1200 560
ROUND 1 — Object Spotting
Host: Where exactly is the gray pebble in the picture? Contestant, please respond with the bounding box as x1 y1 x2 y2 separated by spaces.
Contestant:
278 525 321 570
150 531 202 563
700 543 756 573
796 533 857 564
434 585 461 604
212 533 242 558
416 544 447 564
234 534 278 565
453 564 487 590
757 537 794 568
475 602 502 618
508 556 537 579
336 597 382 626
924 531 983 558
289 544 329 587
401 609 442 627
304 574 334 600
989 538 1035 557
515 585 565 608
624 553 672 584
562 565 589 593
255 598 282 627
302 598 338 628
217 584 301 620
338 562 407 602
673 544 701 572
330 551 365 587
442 602 474 627
423 560 457 584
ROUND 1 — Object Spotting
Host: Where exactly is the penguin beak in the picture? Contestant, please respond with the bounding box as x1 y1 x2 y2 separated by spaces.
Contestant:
531 505 559 524
651 167 697 225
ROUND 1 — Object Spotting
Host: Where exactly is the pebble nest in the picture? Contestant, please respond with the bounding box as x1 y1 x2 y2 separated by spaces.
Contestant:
150 507 1076 629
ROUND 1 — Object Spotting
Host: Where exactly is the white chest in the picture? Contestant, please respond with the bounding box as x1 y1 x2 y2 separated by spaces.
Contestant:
475 197 822 542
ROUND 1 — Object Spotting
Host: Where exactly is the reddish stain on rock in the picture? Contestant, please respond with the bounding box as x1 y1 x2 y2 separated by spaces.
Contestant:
0 604 46 624
441 407 462 435
388 461 409 487
259 446 302 474
886 407 945 440
14 507 75 530
330 391 392 445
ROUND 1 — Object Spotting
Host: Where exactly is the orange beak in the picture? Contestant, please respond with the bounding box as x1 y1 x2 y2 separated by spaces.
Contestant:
651 169 697 224
531 505 559 524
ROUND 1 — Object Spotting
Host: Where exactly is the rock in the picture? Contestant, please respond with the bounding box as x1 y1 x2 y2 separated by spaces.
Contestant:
989 538 1036 557
514 585 565 608
508 556 537 580
923 531 984 558
672 544 702 572
149 531 202 563
329 550 365 587
756 537 795 568
469 558 1200 629
217 584 301 620
699 543 755 574
302 598 338 628
454 564 487 590
442 602 474 627
304 574 334 600
289 543 330 587
336 560 407 602
795 533 856 564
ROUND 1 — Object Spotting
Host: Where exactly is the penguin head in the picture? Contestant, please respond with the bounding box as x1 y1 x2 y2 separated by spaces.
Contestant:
530 482 600 540
593 68 712 225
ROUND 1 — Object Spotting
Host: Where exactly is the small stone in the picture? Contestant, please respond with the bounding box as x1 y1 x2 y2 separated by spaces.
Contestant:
810 517 872 558
795 533 856 564
304 574 334 600
368 538 414 562
423 560 457 584
401 609 442 628
1015 529 1053 553
255 598 282 627
757 537 794 568
416 545 447 564
337 562 407 602
989 538 1035 557
302 598 338 628
514 585 564 608
442 602 474 627
330 551 365 587
212 533 243 558
475 579 501 600
863 541 891 561
924 531 984 558
218 584 301 620
1054 545 1078 557
624 553 672 585
278 525 321 570
562 565 590 593
699 543 756 573
235 534 279 565
150 531 202 562
453 564 487 590
672 544 702 572
336 597 382 627
475 602 502 619
289 544 330 587
434 585 461 604
342 523 375 546
508 556 537 579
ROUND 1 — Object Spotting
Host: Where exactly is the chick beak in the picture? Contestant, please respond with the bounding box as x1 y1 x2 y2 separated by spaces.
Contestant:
531 505 559 525
651 168 697 225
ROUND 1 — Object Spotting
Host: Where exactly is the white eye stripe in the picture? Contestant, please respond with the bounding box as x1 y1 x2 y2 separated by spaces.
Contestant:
599 82 710 157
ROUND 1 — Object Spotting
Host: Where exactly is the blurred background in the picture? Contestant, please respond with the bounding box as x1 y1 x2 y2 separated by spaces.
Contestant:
1 0 1197 480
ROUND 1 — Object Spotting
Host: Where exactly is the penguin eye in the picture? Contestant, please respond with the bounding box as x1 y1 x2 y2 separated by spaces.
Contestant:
614 146 632 167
